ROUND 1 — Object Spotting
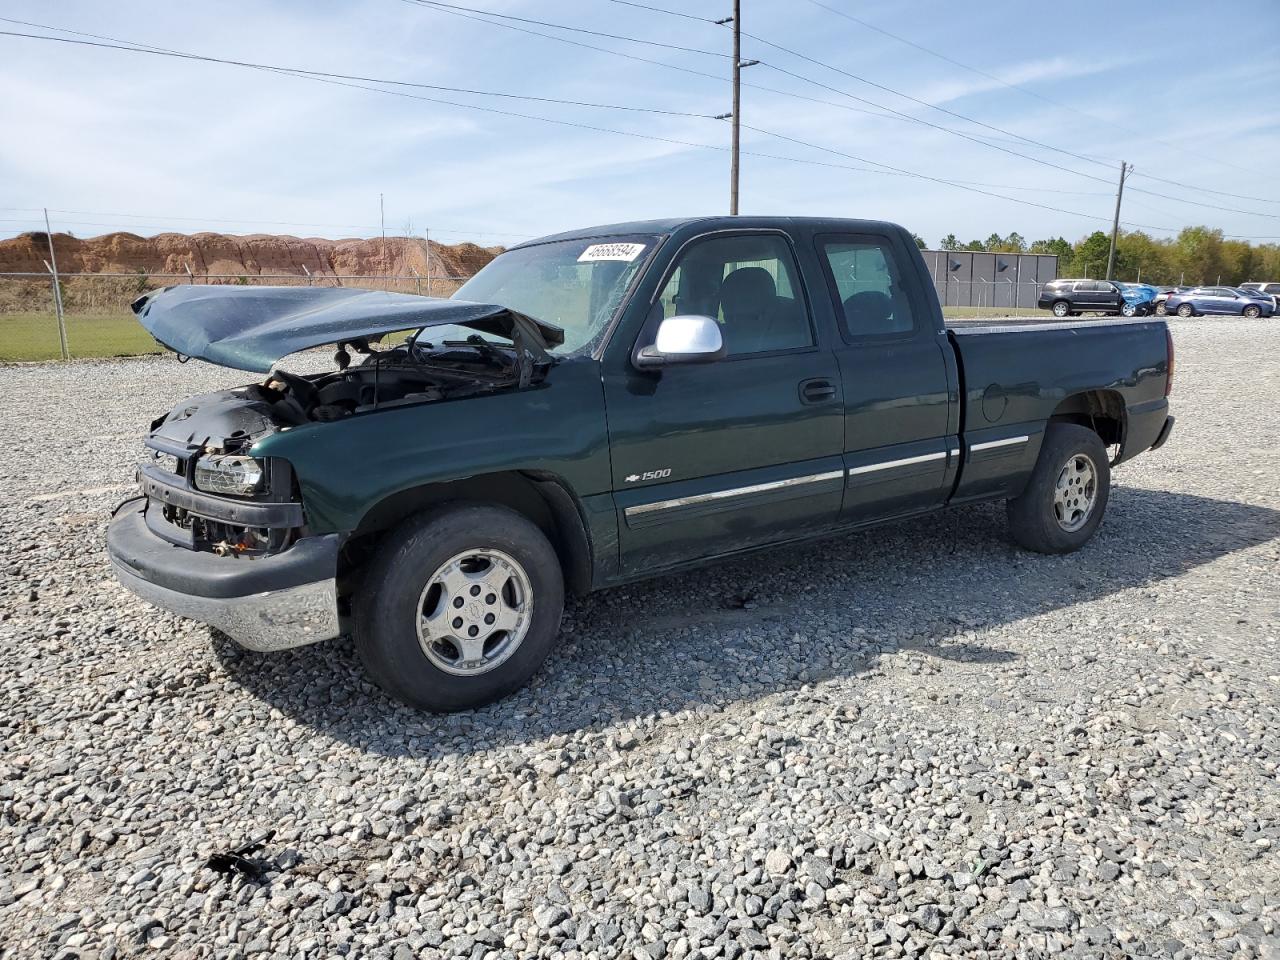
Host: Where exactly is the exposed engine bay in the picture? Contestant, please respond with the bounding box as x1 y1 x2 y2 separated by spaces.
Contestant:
150 336 550 454
267 335 547 424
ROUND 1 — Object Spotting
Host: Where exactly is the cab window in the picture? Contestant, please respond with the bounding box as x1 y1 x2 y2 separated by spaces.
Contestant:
819 238 917 338
656 234 813 356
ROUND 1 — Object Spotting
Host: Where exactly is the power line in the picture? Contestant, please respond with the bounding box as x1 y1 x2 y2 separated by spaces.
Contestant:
400 0 1106 158
595 0 1280 209
1 25 1123 231
731 121 1170 232
7 19 1275 241
735 35 1280 219
402 0 729 58
796 0 1278 185
596 0 719 24
0 28 717 119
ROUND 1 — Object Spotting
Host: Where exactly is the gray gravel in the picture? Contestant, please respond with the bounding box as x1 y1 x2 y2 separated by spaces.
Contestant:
1 317 1278 959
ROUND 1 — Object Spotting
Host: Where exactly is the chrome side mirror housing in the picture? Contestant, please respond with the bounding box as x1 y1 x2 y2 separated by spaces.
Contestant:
633 315 726 368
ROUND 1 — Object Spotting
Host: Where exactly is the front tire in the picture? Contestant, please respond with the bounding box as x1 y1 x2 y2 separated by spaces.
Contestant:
1243 304 1261 319
1052 300 1070 318
1176 303 1194 318
1006 423 1111 554
1121 302 1136 317
353 504 564 711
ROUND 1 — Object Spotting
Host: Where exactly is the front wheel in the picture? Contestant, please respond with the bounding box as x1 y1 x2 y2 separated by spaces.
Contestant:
353 503 564 711
1121 302 1136 317
1155 302 1167 316
1243 304 1261 319
1176 303 1194 318
1051 300 1070 318
1006 423 1111 554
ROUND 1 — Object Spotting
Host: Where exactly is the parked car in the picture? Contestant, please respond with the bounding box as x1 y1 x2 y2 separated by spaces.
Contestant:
1240 281 1280 311
1153 286 1192 316
1116 282 1159 317
1037 278 1126 317
109 216 1175 711
1163 286 1276 318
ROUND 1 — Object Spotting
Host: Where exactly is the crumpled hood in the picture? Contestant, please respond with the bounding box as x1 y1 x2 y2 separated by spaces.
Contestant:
131 285 565 373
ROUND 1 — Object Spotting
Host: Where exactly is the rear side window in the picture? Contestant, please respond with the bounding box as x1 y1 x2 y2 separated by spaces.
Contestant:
819 237 917 338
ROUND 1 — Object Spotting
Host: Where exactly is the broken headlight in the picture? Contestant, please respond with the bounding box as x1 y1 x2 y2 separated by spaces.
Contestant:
193 454 266 496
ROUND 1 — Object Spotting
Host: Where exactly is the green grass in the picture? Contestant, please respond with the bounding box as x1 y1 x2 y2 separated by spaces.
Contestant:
941 305 1032 318
0 312 163 362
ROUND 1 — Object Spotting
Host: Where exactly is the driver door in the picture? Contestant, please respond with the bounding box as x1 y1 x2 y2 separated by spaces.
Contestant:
603 231 845 576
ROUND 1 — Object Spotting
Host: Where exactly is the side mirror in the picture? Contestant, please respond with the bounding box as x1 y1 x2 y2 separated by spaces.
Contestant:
633 315 726 368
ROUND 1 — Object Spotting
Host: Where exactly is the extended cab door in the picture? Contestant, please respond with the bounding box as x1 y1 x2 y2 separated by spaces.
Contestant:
604 231 845 576
814 232 958 522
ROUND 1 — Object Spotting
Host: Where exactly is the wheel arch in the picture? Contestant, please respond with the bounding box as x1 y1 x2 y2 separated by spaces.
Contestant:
1048 389 1127 459
338 471 593 599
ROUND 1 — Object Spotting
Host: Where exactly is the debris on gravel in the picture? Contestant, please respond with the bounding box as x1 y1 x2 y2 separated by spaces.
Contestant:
1 317 1277 958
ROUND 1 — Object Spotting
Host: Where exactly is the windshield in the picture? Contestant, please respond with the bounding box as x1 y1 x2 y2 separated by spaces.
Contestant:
452 235 657 354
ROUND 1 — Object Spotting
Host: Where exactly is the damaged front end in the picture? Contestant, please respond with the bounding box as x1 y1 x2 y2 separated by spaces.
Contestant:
110 285 565 652
115 391 338 650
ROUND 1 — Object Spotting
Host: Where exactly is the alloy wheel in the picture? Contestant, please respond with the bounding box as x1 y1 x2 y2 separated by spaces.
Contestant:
416 549 534 676
1053 454 1097 533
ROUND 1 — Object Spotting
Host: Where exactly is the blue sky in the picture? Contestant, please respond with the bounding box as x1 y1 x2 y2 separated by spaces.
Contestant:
1 0 1277 248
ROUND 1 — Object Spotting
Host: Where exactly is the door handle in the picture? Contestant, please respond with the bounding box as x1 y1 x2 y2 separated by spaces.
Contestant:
799 378 837 404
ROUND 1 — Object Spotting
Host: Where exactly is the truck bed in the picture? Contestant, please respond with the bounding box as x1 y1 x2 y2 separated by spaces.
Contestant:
945 315 1155 334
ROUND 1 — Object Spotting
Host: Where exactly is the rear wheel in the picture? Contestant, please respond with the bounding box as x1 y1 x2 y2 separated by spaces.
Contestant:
353 503 564 711
1176 303 1194 318
1052 300 1070 318
1243 304 1261 319
1006 423 1110 554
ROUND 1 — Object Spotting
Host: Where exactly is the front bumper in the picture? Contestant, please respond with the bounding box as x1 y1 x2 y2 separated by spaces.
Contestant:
107 500 342 651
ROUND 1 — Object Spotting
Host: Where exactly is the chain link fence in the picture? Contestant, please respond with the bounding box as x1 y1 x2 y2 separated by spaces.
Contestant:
934 280 1048 314
0 271 473 362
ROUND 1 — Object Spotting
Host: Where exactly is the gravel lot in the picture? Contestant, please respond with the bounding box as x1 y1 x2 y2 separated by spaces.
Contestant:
1 318 1277 959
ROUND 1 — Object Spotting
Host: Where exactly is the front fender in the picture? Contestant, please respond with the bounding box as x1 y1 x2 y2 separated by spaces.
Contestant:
252 358 611 535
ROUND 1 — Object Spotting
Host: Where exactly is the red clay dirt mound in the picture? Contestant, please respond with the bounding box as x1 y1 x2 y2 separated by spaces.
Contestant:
0 231 499 280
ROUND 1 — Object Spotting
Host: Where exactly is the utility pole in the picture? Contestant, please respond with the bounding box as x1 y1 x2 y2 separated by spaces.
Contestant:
715 2 757 215
380 193 387 288
43 208 69 361
729 0 740 215
1106 161 1133 281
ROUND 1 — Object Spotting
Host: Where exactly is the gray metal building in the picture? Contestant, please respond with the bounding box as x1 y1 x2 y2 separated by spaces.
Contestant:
919 250 1059 310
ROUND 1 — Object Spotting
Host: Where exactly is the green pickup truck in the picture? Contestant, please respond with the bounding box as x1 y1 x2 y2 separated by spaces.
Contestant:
108 216 1175 710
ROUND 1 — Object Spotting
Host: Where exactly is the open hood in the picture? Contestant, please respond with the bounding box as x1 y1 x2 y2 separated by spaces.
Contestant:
131 285 565 373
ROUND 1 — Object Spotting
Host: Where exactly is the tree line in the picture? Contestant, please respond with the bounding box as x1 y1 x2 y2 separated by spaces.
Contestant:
916 227 1280 286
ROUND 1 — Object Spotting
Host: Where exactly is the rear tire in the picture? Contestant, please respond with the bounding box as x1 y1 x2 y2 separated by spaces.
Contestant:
1052 300 1070 318
1006 423 1110 554
1243 304 1261 319
353 503 564 711
1176 303 1194 318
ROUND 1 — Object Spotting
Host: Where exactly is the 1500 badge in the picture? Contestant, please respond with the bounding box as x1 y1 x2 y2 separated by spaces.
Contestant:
624 468 672 483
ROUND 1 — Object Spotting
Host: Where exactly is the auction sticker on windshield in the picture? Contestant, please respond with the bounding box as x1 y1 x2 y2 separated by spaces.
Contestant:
577 242 646 263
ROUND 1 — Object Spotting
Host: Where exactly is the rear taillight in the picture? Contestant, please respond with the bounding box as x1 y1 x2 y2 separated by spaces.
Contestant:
1165 328 1175 397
